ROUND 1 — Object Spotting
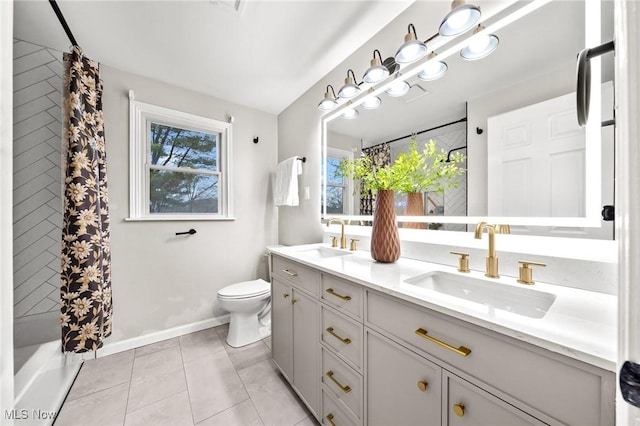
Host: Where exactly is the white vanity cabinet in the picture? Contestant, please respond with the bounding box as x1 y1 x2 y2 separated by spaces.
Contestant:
269 252 615 426
271 256 320 417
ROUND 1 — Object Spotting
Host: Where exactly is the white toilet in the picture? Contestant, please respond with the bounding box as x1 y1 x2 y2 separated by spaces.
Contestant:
217 279 271 348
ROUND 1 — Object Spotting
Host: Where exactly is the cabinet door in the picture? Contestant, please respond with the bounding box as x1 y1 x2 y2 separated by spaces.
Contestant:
366 331 442 426
445 373 547 426
292 288 320 417
271 278 293 381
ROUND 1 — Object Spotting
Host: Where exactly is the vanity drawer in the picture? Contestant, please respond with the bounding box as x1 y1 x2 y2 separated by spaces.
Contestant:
366 290 614 426
321 274 364 320
272 255 320 297
445 372 547 426
322 348 363 421
322 387 360 426
321 305 363 372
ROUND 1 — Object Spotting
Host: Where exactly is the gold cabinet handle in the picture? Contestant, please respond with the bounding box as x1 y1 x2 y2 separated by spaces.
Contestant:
326 327 351 344
326 413 336 426
291 298 298 304
325 288 351 301
417 380 428 392
453 403 465 417
282 269 298 277
283 293 290 299
415 328 471 357
326 370 351 393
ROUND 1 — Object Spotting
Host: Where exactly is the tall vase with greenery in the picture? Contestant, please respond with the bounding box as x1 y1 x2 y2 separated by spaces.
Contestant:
339 154 404 263
394 140 465 229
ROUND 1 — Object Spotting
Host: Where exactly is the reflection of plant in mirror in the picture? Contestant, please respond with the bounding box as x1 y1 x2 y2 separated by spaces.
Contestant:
394 140 465 194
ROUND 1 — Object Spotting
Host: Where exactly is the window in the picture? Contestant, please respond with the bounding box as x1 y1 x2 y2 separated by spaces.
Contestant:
323 147 353 215
129 96 233 220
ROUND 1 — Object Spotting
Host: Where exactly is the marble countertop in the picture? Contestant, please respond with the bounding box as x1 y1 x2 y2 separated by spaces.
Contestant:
269 243 617 372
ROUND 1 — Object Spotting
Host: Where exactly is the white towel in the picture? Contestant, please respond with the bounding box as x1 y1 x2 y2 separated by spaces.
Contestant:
274 157 302 206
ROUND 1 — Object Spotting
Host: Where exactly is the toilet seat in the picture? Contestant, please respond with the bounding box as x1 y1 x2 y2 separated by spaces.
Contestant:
218 279 270 300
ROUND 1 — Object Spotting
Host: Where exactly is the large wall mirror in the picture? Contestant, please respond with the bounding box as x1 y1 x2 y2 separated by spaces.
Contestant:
322 0 615 239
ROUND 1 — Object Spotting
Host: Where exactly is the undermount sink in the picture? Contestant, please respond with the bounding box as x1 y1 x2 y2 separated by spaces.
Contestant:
296 246 352 259
404 271 556 319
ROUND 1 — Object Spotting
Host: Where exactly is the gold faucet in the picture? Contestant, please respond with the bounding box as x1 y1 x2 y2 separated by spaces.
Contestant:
474 222 499 278
327 218 347 249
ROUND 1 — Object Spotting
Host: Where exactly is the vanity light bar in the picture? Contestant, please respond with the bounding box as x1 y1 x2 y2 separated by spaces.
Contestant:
318 0 551 118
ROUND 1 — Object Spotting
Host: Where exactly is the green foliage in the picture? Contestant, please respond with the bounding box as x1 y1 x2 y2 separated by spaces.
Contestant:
338 151 405 195
337 139 465 197
394 140 465 194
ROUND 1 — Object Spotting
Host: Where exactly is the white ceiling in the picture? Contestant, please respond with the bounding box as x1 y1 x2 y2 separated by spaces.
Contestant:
13 0 414 114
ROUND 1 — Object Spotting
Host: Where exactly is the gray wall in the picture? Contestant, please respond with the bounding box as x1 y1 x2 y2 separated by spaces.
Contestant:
100 66 279 342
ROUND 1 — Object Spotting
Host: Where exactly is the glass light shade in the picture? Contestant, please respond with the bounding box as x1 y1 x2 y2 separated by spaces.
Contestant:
338 76 361 99
418 52 448 81
363 62 390 84
460 31 499 60
361 96 382 109
394 32 427 64
439 2 481 36
341 108 359 119
385 80 410 97
318 93 338 111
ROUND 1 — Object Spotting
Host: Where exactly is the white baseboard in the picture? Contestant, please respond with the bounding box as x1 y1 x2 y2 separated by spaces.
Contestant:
96 315 230 358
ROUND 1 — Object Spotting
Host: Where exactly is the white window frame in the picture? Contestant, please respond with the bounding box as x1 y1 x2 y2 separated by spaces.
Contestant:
128 93 234 221
325 147 354 215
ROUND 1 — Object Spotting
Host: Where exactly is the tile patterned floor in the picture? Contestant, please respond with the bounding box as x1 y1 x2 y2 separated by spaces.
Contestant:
54 325 317 426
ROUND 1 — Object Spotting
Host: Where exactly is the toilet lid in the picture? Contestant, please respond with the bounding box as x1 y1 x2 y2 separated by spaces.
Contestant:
218 279 270 299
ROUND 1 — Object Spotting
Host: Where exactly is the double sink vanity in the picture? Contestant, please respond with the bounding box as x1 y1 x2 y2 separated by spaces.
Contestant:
268 240 616 426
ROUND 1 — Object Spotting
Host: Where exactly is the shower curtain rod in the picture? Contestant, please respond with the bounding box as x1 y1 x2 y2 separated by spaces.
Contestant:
49 0 78 47
367 117 468 148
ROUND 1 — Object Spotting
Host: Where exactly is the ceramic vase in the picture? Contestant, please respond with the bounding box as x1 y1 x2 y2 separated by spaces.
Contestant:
403 191 427 229
370 189 400 263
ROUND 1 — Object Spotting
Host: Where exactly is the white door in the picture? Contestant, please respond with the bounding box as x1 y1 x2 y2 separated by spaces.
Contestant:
488 82 614 239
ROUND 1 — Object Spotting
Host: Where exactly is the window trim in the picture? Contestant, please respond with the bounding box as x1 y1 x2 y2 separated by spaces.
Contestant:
128 95 234 221
326 147 354 215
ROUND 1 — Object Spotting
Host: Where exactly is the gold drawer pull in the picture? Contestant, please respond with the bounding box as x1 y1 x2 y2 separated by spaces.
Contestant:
291 298 298 304
453 403 465 417
326 288 352 301
283 293 290 299
417 380 428 392
326 413 336 426
326 327 352 344
415 328 471 357
326 370 351 393
282 269 298 277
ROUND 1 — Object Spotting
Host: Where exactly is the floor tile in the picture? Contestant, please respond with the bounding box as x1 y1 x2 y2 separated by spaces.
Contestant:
238 359 310 426
127 366 187 413
134 337 179 358
65 350 134 401
124 391 193 426
196 399 263 426
224 339 271 371
179 328 225 363
131 345 183 382
55 382 128 426
214 323 229 340
183 350 249 423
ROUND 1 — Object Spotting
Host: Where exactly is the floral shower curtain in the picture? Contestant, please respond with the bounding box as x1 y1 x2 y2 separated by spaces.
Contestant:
59 47 112 353
359 143 391 215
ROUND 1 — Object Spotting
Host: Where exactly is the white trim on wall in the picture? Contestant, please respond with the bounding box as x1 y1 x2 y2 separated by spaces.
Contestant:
615 0 640 423
1 0 15 419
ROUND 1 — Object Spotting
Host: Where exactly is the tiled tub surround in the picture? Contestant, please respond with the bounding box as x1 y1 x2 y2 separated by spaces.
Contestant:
270 243 615 425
